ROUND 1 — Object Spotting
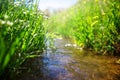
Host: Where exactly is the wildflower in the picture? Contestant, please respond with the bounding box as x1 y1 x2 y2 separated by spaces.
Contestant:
19 20 24 23
14 19 19 23
100 26 104 30
23 12 27 14
14 1 21 7
4 14 9 19
23 11 28 14
6 21 13 26
0 19 6 25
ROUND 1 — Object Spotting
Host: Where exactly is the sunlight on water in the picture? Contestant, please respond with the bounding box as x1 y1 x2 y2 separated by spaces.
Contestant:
13 38 120 80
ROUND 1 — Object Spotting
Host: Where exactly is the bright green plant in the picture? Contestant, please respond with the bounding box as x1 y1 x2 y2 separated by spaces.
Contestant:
0 0 45 77
45 0 120 55
72 0 120 54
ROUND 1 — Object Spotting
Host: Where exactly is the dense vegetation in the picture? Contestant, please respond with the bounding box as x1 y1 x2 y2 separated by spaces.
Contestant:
0 0 45 78
46 0 120 55
0 0 120 79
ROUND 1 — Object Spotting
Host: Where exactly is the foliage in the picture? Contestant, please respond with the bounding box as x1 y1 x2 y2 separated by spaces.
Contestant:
46 0 120 54
0 0 45 76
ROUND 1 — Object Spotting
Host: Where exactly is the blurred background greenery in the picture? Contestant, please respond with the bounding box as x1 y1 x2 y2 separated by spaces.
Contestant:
45 0 120 55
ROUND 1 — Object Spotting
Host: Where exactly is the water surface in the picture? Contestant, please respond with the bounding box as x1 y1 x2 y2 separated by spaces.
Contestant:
14 38 120 80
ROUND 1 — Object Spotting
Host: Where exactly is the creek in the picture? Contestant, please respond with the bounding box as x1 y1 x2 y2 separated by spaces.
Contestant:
13 38 120 80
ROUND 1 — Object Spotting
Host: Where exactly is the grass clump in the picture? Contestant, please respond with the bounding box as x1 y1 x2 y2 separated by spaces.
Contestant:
0 0 45 77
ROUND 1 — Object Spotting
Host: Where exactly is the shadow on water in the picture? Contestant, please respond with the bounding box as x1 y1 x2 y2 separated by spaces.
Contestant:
13 38 120 80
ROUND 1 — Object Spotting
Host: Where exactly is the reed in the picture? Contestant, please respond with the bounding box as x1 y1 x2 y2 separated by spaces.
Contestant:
0 0 45 76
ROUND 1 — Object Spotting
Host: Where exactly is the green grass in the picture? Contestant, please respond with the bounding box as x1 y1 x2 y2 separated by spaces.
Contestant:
0 0 45 77
45 0 120 55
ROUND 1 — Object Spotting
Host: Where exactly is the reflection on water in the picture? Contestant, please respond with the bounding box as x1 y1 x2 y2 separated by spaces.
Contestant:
14 38 120 80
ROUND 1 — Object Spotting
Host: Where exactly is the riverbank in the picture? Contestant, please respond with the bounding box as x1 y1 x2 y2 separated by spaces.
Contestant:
11 38 120 80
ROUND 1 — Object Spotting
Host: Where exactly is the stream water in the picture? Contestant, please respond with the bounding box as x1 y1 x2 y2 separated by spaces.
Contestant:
13 38 120 80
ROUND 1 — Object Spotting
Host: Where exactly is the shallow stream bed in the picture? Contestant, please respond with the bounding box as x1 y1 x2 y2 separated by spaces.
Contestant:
13 38 120 80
